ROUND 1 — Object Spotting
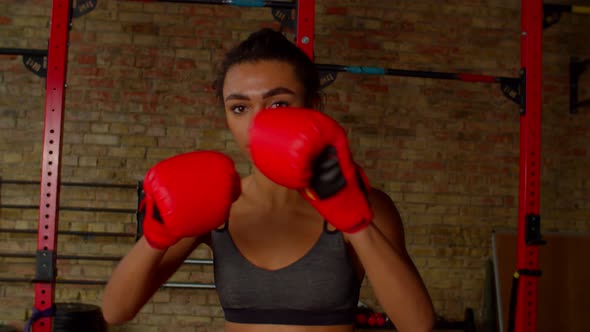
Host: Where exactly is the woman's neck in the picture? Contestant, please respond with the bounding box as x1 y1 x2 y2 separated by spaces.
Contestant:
244 168 303 210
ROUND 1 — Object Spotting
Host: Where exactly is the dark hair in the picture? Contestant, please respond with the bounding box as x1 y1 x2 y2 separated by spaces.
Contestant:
214 28 322 109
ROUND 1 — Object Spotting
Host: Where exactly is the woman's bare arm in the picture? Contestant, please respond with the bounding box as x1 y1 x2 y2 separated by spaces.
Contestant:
101 235 206 324
347 189 435 332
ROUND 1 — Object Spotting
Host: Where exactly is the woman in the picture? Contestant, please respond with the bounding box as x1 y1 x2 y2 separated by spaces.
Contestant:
102 28 435 332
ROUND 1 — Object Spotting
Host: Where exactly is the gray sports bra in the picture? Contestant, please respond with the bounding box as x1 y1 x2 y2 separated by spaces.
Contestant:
211 221 361 325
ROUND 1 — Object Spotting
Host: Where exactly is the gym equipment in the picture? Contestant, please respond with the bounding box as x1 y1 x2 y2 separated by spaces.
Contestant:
24 302 106 332
0 178 215 290
492 231 590 332
354 304 476 331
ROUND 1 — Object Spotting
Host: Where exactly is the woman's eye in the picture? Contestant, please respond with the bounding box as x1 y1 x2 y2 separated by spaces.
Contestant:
269 101 289 109
230 105 247 114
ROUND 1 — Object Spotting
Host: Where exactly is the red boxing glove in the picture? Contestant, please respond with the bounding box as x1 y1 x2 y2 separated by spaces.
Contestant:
140 151 241 250
249 107 373 233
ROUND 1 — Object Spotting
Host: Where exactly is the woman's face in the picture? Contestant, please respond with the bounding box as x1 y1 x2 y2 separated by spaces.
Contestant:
222 60 307 159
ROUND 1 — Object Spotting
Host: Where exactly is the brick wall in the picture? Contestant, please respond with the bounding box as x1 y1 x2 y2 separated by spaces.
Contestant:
1 0 589 330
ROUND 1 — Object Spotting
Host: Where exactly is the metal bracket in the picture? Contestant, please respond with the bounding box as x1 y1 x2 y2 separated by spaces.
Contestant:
23 54 47 77
500 70 525 114
0 2 90 77
525 214 546 246
517 269 542 276
0 48 48 77
272 7 295 30
319 70 338 90
72 0 97 18
543 4 569 29
34 250 56 282
570 57 589 114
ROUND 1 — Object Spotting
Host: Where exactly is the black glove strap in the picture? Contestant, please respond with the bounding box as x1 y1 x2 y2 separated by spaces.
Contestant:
310 146 347 199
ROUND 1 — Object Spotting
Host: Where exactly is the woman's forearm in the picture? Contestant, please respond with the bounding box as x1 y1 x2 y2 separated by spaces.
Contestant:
349 224 435 332
101 237 167 324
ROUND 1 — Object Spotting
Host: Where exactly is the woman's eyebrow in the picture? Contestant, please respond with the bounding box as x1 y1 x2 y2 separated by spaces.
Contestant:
224 93 249 102
224 87 295 102
262 87 295 99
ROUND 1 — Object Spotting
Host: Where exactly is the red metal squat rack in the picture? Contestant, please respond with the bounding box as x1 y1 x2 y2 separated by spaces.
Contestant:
27 0 542 331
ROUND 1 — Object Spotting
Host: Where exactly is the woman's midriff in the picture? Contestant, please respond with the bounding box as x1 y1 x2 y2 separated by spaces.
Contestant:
224 322 356 332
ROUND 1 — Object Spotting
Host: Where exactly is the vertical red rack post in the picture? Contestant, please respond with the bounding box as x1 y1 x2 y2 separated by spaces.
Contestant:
514 0 544 331
295 0 315 61
32 0 71 331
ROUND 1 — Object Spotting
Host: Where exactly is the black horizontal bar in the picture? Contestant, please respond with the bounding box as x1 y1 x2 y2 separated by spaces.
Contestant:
0 228 133 238
0 277 215 289
0 204 135 214
576 99 590 108
433 321 467 329
0 179 136 189
0 48 48 57
184 259 213 265
0 252 213 265
141 0 294 9
0 277 109 285
544 4 590 15
0 252 120 261
543 4 571 13
316 63 517 84
162 282 215 289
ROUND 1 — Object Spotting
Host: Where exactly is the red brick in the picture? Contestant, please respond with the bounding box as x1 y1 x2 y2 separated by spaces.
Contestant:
87 79 114 88
326 7 347 15
169 37 199 48
123 22 159 34
76 54 97 65
0 16 13 25
174 59 196 70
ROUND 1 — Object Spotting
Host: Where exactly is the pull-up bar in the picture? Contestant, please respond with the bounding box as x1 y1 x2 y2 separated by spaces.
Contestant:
132 0 295 8
316 64 523 107
316 64 513 83
0 48 48 57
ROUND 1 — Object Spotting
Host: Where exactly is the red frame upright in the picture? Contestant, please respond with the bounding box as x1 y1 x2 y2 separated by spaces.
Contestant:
515 0 543 331
295 0 315 60
32 1 71 331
